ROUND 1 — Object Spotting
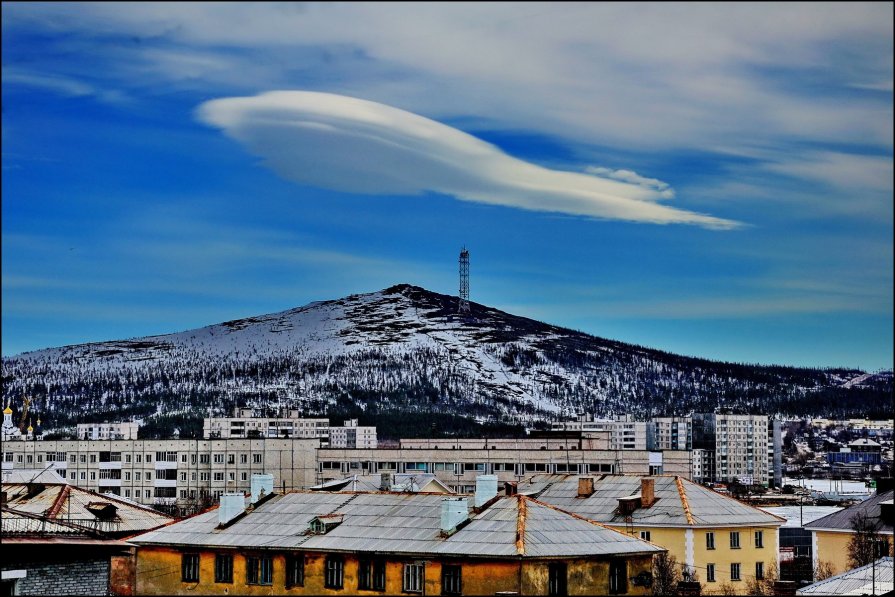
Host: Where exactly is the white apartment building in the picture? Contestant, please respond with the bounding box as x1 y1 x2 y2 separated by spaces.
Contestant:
550 414 649 450
76 421 140 440
1 438 319 508
203 407 330 440
328 419 378 449
693 412 770 486
651 416 692 451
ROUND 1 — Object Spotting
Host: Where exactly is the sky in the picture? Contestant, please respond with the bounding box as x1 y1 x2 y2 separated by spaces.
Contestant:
1 2 892 372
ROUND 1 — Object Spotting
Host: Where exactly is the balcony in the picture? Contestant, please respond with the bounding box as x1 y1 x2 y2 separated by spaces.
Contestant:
97 461 122 470
153 479 177 488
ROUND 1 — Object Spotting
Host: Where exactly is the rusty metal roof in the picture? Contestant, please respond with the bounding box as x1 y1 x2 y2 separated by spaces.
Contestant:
2 482 173 534
130 491 663 559
520 474 784 528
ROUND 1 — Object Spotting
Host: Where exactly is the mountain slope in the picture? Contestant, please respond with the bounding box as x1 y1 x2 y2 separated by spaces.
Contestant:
2 284 891 436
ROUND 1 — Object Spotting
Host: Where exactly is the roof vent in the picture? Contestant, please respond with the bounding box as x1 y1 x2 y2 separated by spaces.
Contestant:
250 474 274 505
475 475 498 508
577 477 595 498
440 497 469 536
218 493 246 527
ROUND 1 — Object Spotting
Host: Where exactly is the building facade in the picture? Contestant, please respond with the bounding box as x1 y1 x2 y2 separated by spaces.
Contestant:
328 419 378 449
693 413 773 486
130 485 663 596
77 422 140 441
316 443 691 493
1 438 319 509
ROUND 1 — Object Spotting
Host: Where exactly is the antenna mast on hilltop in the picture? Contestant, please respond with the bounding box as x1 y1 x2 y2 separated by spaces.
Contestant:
458 247 470 314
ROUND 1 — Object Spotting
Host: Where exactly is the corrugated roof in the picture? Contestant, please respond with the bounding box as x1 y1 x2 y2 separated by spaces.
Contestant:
2 482 174 534
805 490 894 534
760 506 843 528
519 475 784 527
797 557 893 595
130 491 663 559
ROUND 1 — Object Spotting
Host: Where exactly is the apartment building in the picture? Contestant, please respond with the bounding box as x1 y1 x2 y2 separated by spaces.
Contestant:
76 421 140 440
204 407 330 440
527 474 785 595
317 441 691 493
328 419 378 449
1 438 319 509
550 414 650 450
130 480 662 596
652 416 693 450
693 413 772 486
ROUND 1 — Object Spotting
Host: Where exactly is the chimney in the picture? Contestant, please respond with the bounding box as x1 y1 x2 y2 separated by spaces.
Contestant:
474 475 498 509
577 477 595 498
641 478 655 508
440 497 469 536
504 481 518 496
380 472 393 492
218 493 245 526
250 474 274 505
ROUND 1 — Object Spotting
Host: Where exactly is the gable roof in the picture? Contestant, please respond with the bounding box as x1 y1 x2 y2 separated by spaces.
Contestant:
805 490 894 534
797 557 893 595
130 491 664 559
520 474 784 528
2 481 174 535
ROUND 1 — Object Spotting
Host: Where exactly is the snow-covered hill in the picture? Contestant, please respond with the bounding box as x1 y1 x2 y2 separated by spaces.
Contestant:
2 284 891 436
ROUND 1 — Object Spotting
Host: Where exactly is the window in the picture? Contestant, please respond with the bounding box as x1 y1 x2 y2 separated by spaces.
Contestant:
441 564 461 595
730 531 740 549
730 563 740 581
214 472 224 481
358 558 386 591
755 530 763 548
286 554 304 588
69 454 76 463
707 564 715 582
145 472 152 481
181 454 188 463
135 472 141 481
609 560 627 595
325 555 344 589
706 532 715 550
125 472 131 481
640 531 651 541
215 554 233 583
214 453 224 464
80 454 86 463
241 472 248 481
548 562 567 596
755 562 764 580
136 454 142 463
182 553 200 582
253 454 262 464
240 454 248 464
200 454 210 464
145 454 152 463
246 555 273 585
200 472 210 481
403 562 425 593
228 454 235 464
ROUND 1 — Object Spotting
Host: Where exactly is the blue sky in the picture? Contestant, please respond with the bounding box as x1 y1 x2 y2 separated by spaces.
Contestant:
2 2 892 371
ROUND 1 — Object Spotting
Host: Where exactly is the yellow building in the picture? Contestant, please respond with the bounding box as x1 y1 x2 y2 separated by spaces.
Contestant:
805 489 894 576
524 475 785 595
129 482 664 595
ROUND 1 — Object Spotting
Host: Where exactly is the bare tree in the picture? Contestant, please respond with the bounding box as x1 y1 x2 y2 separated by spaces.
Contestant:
813 560 835 582
717 581 738 596
652 552 681 596
745 561 779 596
848 511 890 569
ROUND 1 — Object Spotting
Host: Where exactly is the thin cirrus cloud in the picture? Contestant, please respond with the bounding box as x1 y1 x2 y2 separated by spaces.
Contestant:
196 91 739 230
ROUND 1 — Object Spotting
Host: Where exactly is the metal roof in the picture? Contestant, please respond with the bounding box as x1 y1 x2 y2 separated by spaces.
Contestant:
2 482 174 534
759 506 843 528
805 490 894 534
130 491 663 559
797 557 893 595
519 475 785 528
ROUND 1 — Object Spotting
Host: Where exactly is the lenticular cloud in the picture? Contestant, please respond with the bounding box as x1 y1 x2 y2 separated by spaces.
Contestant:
197 91 737 229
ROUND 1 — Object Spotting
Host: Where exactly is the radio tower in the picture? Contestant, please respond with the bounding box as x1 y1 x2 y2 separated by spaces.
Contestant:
458 247 470 314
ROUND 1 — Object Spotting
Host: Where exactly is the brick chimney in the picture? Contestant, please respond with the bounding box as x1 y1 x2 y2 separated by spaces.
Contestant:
577 477 595 498
641 478 655 508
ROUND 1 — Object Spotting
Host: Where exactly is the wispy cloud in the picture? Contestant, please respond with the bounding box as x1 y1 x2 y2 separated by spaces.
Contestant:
197 91 738 229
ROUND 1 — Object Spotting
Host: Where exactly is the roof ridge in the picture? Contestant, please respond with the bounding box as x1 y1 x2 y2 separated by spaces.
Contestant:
46 484 71 519
521 495 661 546
675 477 695 525
516 495 526 556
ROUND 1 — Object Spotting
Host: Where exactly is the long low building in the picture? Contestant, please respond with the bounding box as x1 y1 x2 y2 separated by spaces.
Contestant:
317 445 692 493
1 438 319 510
129 480 664 595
